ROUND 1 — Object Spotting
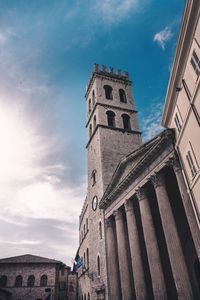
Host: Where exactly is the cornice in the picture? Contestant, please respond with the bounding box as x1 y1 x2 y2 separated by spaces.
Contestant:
86 102 137 128
86 124 141 149
99 129 174 209
162 0 200 126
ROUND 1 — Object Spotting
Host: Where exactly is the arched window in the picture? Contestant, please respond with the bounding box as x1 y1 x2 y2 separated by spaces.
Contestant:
84 294 86 300
97 255 101 276
86 218 88 231
122 114 131 130
86 248 89 268
93 115 96 129
15 275 23 287
89 124 92 138
92 90 95 106
104 85 113 100
0 275 7 287
92 169 97 185
106 111 115 127
27 275 35 287
99 221 102 240
88 99 91 114
40 275 47 287
88 293 90 300
119 89 127 103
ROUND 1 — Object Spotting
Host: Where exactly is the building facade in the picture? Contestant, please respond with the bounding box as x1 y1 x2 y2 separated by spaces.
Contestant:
100 129 200 299
0 254 76 300
162 0 200 225
79 65 200 299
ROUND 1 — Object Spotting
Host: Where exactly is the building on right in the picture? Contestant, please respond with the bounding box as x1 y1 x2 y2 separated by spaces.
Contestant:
162 0 200 225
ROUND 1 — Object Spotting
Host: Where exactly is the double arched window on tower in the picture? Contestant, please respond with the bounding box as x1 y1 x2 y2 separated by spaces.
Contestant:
92 169 97 185
88 99 91 114
122 114 131 130
104 85 113 100
89 124 92 138
99 221 102 240
86 248 89 268
97 255 101 276
93 115 96 129
106 111 115 127
92 90 95 106
119 89 127 103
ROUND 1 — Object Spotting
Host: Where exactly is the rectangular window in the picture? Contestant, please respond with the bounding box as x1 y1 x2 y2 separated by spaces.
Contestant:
186 150 197 178
174 113 182 133
191 50 200 76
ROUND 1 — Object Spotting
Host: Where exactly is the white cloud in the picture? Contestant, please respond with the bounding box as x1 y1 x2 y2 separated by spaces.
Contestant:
0 24 86 264
153 26 173 50
0 104 85 263
91 0 144 24
140 101 164 142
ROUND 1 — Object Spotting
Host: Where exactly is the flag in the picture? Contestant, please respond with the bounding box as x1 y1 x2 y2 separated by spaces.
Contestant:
76 255 83 268
72 254 83 274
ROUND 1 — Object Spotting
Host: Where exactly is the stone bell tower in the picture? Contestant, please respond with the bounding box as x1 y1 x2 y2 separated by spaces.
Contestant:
78 64 141 299
86 63 141 193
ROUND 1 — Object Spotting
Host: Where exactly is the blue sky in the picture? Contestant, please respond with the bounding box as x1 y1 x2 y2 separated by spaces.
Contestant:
0 0 184 265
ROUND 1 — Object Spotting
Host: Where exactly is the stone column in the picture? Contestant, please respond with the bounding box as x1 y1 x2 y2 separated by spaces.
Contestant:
171 156 200 258
105 218 121 300
114 209 132 300
124 199 147 299
151 173 193 299
137 187 167 299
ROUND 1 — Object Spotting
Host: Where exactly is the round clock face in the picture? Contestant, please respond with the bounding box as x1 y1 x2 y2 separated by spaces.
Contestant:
92 196 98 211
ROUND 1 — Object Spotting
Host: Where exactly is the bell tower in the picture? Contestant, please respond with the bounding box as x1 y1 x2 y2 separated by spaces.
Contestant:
78 64 141 300
86 63 141 194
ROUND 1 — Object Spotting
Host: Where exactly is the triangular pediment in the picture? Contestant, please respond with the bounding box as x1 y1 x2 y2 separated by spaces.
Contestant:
101 129 173 206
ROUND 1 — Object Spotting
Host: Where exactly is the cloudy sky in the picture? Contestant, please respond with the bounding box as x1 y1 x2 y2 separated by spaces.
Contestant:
0 0 184 266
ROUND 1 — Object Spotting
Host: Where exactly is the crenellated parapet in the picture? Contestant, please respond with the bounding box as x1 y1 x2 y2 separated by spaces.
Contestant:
93 63 129 79
86 63 131 97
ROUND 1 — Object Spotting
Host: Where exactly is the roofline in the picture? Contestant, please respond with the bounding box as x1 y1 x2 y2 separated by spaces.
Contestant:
162 0 200 127
0 254 68 267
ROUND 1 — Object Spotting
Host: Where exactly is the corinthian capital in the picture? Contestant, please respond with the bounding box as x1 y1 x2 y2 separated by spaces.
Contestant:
136 186 146 201
113 209 123 221
150 173 164 188
170 155 182 173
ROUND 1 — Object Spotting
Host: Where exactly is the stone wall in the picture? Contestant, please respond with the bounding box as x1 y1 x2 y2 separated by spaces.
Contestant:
0 263 58 300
